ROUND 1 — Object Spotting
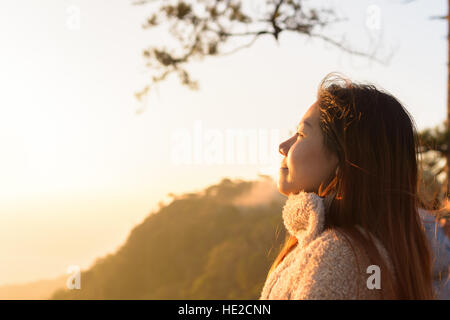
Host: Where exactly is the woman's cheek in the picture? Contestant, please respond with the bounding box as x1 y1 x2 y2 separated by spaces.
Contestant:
288 151 303 181
289 144 304 171
292 144 316 180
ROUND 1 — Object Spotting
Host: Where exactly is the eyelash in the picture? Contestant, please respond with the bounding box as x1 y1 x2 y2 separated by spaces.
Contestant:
296 132 304 139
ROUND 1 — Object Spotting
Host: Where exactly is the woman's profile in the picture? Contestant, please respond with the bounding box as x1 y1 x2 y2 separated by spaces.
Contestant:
259 72 436 300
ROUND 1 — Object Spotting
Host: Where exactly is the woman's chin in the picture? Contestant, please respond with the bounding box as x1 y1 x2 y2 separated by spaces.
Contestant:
277 179 290 196
278 178 309 196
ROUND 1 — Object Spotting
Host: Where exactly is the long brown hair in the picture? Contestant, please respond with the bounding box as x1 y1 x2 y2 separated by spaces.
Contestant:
266 72 435 299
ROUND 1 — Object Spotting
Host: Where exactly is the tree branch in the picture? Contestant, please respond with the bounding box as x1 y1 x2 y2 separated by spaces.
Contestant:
135 0 394 100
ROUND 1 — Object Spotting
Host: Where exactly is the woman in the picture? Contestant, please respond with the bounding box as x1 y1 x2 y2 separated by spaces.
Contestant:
259 73 435 300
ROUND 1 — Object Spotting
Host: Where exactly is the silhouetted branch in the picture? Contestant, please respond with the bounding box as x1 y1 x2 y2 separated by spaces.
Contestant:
134 0 393 99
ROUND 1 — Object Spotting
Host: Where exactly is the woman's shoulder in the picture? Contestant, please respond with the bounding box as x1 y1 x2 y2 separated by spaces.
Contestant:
301 228 365 275
304 228 356 254
306 227 393 274
291 227 392 299
301 229 361 274
290 229 363 299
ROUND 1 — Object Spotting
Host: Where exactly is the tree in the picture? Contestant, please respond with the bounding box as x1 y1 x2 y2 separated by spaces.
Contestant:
425 0 450 198
133 0 390 101
417 122 449 218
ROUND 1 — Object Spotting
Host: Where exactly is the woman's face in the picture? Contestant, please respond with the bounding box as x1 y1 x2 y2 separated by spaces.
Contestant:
278 101 339 196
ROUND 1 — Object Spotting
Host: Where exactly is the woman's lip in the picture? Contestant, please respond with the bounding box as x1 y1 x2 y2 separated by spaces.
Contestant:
280 167 288 169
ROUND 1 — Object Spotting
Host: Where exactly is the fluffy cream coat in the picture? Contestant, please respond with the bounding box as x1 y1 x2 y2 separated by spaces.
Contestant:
259 191 395 300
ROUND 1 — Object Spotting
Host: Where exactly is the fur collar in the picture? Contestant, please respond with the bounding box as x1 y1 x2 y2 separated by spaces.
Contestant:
282 191 326 247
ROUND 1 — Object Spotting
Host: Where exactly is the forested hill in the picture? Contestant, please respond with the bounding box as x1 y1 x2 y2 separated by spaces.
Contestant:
51 176 287 299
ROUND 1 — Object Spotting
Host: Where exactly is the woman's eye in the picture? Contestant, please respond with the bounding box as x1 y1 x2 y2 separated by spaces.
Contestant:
296 132 304 139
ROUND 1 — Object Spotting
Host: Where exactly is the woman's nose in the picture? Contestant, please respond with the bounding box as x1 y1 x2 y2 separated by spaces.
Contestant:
279 140 290 156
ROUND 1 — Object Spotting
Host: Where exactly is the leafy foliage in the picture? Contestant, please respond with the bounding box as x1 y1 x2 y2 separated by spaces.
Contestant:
417 121 449 209
134 0 389 101
418 121 449 155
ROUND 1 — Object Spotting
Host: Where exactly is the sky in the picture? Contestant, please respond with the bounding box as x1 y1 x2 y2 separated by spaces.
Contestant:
0 0 447 286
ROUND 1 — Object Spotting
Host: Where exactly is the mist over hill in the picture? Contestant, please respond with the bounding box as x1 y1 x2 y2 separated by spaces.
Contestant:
50 175 287 299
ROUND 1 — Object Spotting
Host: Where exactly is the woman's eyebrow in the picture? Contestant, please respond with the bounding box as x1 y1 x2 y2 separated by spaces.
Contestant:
297 120 312 130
